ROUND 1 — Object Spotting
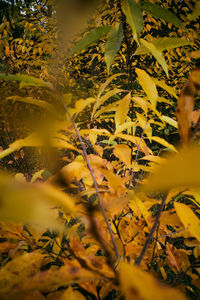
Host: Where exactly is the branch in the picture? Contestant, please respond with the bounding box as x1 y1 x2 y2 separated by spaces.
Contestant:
128 119 148 189
55 89 120 261
135 193 168 266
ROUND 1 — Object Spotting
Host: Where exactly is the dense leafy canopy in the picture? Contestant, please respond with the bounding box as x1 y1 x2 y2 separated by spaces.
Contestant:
0 0 200 299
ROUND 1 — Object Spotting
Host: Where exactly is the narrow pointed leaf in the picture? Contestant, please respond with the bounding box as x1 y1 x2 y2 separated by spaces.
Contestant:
134 37 191 55
188 1 200 20
141 1 183 27
142 146 200 192
175 203 200 242
141 39 168 76
122 0 143 44
119 262 186 300
69 26 111 56
135 68 158 107
115 92 131 127
105 23 123 72
0 73 53 89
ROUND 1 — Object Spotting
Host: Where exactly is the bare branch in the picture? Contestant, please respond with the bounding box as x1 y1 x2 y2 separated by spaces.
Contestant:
135 193 168 266
54 89 120 261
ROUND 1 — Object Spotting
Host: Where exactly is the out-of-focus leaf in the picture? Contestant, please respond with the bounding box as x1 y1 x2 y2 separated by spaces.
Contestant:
0 252 48 298
140 39 168 76
176 81 194 145
0 173 75 229
119 262 186 300
141 146 200 192
115 92 131 127
122 0 143 44
141 1 183 27
0 134 42 160
105 23 123 72
175 203 200 242
61 286 86 300
0 73 53 89
134 37 191 55
0 258 100 298
161 116 178 128
188 1 200 20
6 96 55 113
136 68 158 107
69 26 111 56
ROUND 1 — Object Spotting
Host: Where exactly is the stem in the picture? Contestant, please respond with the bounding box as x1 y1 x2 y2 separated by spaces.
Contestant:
55 90 120 261
128 119 148 189
135 193 168 266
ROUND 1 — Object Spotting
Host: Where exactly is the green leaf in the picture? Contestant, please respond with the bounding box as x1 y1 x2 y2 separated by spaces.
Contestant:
141 1 183 28
69 26 111 56
105 23 123 72
134 37 191 55
122 0 143 44
187 1 200 21
0 73 53 89
140 39 169 76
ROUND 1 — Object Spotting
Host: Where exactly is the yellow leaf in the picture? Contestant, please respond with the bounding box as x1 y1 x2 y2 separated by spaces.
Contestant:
140 39 169 76
132 96 148 115
115 92 131 127
0 252 48 297
147 136 177 152
136 68 158 108
119 262 187 300
152 78 178 99
74 97 96 116
92 88 123 118
142 146 200 192
61 286 86 300
161 115 178 128
175 203 200 242
113 144 132 167
100 168 125 194
115 121 135 135
0 173 75 229
116 133 152 155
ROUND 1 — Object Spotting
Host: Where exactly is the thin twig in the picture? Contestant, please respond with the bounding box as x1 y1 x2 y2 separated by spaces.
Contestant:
135 193 168 266
128 119 148 189
156 228 186 239
54 89 120 260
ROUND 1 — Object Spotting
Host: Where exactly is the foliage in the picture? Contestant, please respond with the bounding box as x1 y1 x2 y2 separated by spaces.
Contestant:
0 0 200 299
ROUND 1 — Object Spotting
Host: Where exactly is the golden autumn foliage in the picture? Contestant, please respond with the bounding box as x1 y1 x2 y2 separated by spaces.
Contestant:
0 0 200 299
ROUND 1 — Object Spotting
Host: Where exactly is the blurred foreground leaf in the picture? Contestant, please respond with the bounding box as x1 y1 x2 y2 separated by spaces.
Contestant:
141 146 200 192
119 262 186 300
